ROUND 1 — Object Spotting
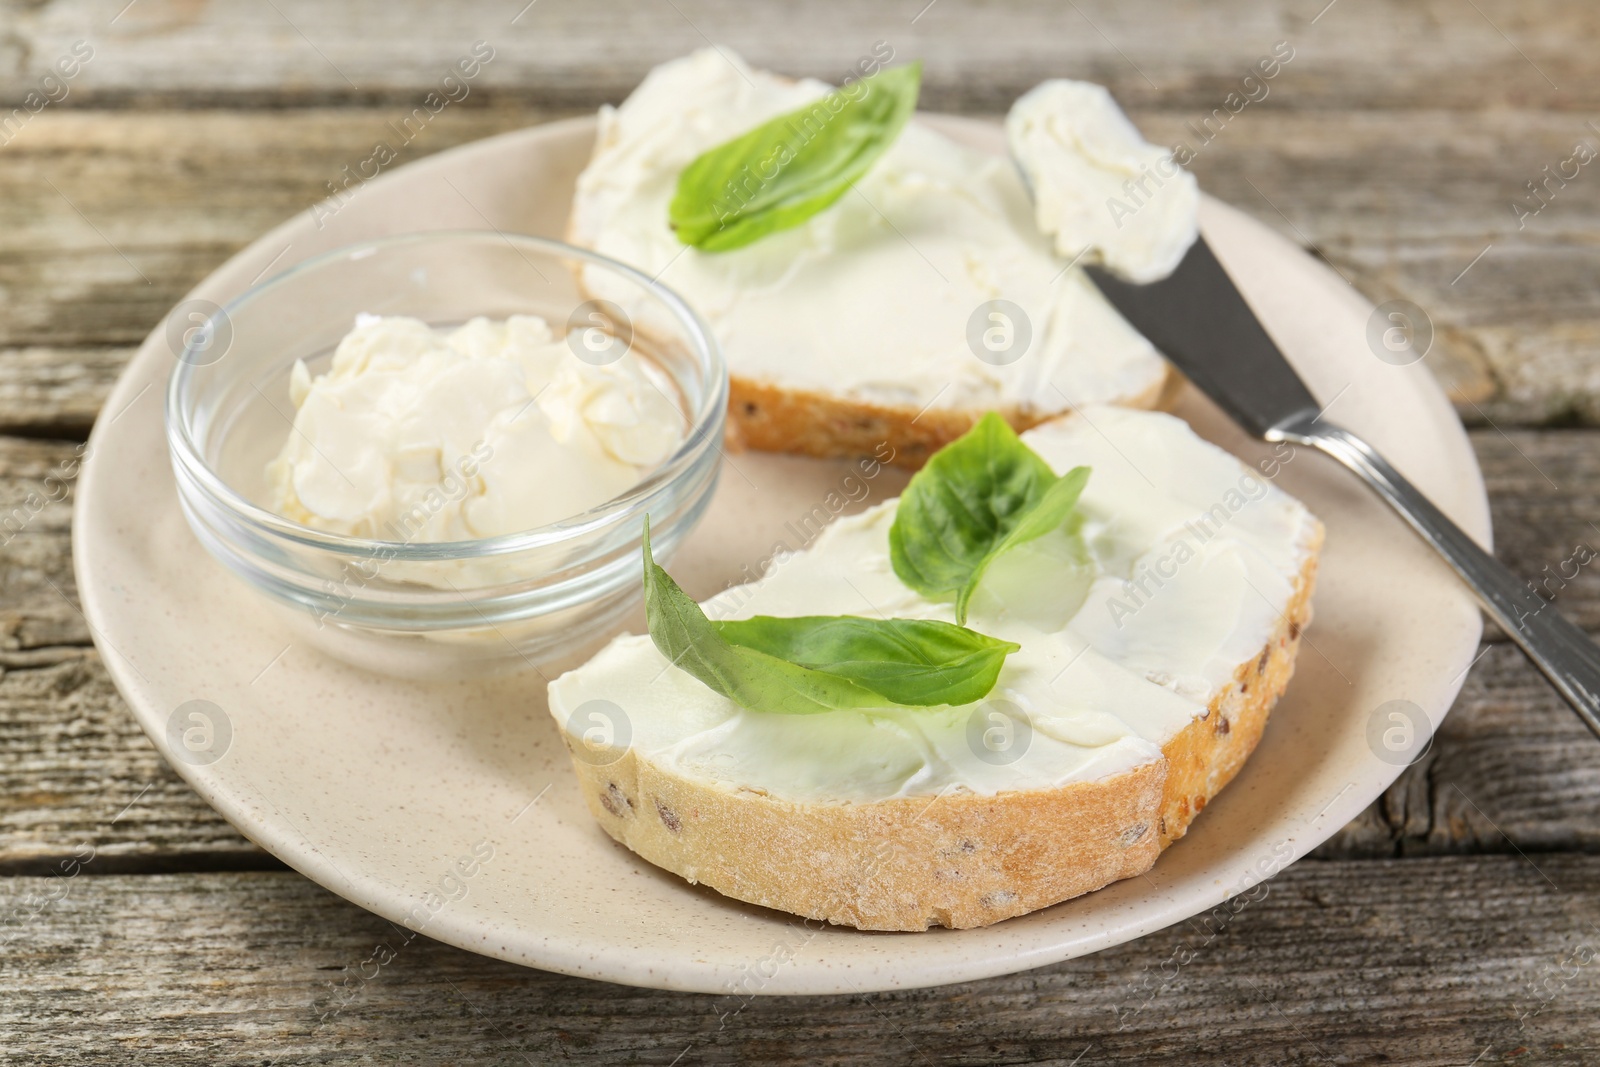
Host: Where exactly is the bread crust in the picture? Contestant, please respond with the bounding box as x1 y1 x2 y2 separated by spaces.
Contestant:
560 523 1323 931
726 371 1173 470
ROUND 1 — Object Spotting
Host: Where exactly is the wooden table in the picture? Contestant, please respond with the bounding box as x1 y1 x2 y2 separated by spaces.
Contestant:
4 1 1600 1061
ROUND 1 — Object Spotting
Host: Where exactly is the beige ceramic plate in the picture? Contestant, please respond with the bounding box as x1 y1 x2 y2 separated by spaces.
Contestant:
74 116 1487 994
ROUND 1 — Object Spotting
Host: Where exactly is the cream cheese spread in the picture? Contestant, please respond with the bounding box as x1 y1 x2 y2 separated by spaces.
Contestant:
1007 80 1200 284
266 313 682 543
569 49 1172 416
547 406 1318 804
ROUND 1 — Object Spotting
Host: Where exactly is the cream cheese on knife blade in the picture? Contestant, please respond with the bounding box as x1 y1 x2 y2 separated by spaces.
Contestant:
1007 80 1201 283
570 49 1191 416
548 407 1318 804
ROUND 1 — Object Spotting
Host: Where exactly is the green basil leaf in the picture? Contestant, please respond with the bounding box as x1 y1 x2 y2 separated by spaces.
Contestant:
889 412 1091 624
714 615 1017 709
668 62 922 252
958 465 1091 623
643 520 1018 714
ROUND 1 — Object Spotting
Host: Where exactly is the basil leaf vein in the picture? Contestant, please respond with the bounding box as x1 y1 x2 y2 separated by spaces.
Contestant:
643 520 1018 714
668 62 922 252
889 412 1091 624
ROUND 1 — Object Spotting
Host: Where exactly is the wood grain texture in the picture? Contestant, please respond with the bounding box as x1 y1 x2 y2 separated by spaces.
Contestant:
0 435 87 650
1311 642 1600 859
1156 109 1600 420
0 347 132 437
1475 427 1600 638
0 655 273 874
0 108 547 348
4 856 1600 1064
4 0 1597 112
2 103 1600 429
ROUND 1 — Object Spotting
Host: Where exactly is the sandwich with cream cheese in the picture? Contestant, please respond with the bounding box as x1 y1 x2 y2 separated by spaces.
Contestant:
567 50 1200 466
547 406 1321 931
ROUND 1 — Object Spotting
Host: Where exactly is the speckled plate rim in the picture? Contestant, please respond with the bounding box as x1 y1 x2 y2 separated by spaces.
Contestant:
74 113 1488 995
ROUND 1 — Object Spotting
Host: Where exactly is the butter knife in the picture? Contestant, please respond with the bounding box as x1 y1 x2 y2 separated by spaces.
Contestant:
1084 239 1600 738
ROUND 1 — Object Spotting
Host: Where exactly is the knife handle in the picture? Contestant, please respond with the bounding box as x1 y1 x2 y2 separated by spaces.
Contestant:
1273 415 1600 739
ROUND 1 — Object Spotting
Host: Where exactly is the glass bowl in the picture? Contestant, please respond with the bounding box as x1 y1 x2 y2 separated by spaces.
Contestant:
165 230 726 678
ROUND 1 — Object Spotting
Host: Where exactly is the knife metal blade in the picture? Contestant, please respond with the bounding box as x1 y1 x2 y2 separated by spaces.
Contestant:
1084 237 1319 438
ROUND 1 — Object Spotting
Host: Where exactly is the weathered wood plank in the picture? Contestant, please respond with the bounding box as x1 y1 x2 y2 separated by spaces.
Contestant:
5 0 1597 112
1313 642 1600 859
0 435 87 650
0 654 271 873
8 105 1600 429
1474 428 1600 636
3 856 1599 1064
1158 110 1600 419
0 108 551 352
0 347 131 437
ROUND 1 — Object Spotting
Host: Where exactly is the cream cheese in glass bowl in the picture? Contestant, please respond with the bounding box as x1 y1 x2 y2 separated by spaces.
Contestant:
165 231 726 678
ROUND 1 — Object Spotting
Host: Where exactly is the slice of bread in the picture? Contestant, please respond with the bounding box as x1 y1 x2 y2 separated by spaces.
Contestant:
567 49 1178 468
547 407 1322 930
